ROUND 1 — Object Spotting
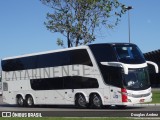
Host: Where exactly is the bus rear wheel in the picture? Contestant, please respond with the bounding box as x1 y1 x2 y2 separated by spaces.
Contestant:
89 94 102 109
75 94 87 108
17 96 24 107
26 95 34 107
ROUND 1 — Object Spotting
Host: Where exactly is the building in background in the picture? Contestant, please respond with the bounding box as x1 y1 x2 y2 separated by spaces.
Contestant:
0 74 2 95
144 50 160 88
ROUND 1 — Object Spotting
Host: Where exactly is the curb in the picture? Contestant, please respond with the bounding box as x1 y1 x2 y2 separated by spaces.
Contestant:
129 104 160 107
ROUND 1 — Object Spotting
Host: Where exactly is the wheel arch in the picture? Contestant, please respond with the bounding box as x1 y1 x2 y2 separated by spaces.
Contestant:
75 92 89 103
16 93 25 99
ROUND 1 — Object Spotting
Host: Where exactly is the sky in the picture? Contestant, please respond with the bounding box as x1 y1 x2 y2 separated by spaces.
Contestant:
0 0 160 60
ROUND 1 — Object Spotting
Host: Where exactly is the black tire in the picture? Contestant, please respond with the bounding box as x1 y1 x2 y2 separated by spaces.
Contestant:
75 94 87 108
17 96 24 107
116 105 127 109
26 96 34 107
90 94 102 109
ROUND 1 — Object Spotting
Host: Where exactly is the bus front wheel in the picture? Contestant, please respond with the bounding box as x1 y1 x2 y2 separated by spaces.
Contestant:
89 94 102 109
75 94 87 108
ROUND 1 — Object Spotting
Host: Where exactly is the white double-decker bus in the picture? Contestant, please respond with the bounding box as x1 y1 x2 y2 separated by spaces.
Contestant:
1 43 158 108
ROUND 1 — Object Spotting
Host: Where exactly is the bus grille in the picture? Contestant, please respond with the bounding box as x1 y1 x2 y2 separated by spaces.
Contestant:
130 92 151 98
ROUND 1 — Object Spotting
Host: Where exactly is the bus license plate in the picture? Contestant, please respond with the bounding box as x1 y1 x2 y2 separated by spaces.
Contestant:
140 99 144 103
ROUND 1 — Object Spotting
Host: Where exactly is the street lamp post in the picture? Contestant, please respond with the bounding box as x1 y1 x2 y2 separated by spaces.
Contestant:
125 6 133 43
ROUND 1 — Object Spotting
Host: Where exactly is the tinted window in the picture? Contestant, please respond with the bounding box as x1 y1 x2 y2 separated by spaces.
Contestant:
30 77 63 90
99 66 123 88
123 68 150 90
2 49 92 72
114 45 146 64
30 76 99 90
72 76 99 89
37 51 70 68
89 44 117 62
108 67 123 88
71 49 93 66
2 56 37 71
89 44 119 86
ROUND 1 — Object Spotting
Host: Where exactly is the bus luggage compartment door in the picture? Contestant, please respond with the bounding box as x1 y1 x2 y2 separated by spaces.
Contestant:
109 86 122 104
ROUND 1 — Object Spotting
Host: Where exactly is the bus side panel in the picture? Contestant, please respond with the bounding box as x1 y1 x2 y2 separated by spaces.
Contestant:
3 91 16 104
108 86 122 104
2 79 31 105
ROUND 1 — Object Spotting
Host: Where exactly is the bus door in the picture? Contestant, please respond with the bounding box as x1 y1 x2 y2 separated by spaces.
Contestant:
108 68 122 103
109 86 121 103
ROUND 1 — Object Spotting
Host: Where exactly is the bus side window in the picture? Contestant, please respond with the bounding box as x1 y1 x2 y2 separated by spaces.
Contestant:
37 51 70 68
109 67 123 88
71 49 93 66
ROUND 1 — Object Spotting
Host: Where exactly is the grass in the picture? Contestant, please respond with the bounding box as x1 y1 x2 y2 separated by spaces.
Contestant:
151 91 160 103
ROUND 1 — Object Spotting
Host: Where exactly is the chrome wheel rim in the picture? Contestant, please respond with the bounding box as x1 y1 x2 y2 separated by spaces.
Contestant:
78 95 86 106
93 95 101 107
27 97 33 106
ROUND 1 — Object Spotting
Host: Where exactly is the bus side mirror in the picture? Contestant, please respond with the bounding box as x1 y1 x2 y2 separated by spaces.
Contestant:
100 62 129 75
146 61 159 73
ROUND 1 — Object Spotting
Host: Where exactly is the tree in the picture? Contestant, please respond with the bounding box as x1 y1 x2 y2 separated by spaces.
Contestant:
40 0 127 48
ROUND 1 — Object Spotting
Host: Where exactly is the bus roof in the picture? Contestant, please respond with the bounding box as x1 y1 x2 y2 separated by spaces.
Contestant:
2 43 135 60
2 45 88 60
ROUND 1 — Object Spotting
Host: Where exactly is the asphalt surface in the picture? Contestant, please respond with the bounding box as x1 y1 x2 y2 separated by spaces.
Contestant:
0 96 160 117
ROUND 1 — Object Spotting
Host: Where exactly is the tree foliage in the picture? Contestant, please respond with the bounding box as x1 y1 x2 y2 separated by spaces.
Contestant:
41 0 127 47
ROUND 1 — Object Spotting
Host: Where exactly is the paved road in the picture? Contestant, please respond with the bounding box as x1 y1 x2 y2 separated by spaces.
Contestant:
0 96 160 117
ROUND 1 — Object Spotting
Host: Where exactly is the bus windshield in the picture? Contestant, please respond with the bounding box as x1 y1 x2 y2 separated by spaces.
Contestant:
114 45 145 64
123 67 150 90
